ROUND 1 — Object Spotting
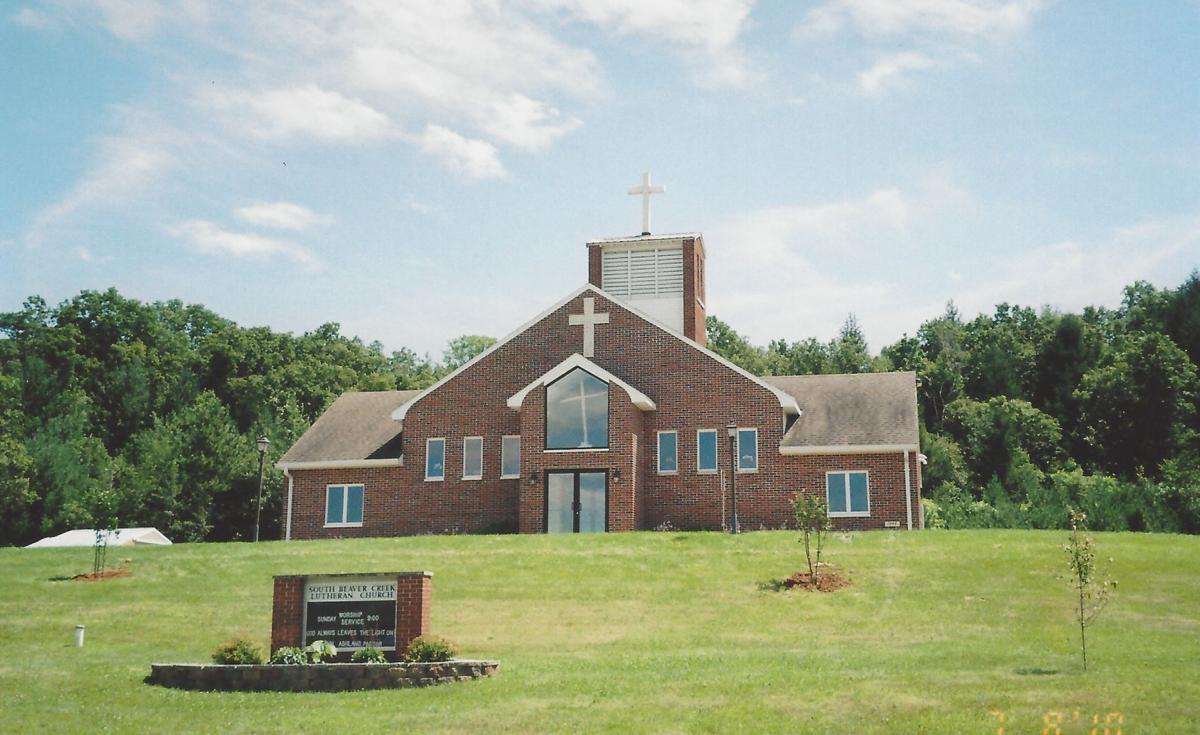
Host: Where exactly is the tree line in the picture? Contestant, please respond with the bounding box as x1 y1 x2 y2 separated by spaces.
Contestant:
1 274 1197 545
707 274 1200 532
0 289 493 545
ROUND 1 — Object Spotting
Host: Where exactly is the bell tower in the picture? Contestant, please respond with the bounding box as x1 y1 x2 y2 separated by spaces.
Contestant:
585 173 706 345
586 233 707 345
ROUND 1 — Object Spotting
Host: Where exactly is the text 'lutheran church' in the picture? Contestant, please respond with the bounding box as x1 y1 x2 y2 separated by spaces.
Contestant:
278 175 923 538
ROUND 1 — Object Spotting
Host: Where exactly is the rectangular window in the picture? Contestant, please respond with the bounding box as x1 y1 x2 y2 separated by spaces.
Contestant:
425 438 445 481
657 431 678 474
324 484 364 527
501 435 521 478
697 429 718 473
736 428 758 472
463 437 483 480
827 471 870 517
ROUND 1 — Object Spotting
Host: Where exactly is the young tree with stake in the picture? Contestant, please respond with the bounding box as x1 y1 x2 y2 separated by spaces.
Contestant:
1063 510 1116 671
793 494 831 583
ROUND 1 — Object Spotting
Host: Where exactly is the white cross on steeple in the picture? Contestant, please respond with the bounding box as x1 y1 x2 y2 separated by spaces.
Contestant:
627 172 665 235
568 297 609 358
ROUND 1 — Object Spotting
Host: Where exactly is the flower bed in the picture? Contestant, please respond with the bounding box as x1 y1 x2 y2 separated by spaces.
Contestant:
146 660 499 692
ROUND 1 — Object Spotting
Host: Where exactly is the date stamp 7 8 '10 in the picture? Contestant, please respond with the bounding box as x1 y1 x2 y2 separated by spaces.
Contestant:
989 709 1125 734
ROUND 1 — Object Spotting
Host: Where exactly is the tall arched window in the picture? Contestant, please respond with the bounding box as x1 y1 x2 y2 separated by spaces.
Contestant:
546 368 609 449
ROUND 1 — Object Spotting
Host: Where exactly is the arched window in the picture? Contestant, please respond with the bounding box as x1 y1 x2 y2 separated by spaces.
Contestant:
546 368 609 449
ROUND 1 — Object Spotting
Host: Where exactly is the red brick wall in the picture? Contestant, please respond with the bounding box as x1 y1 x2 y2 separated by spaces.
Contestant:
271 576 304 651
395 574 431 650
516 382 642 533
284 289 921 536
682 236 707 347
587 244 602 287
287 465 519 539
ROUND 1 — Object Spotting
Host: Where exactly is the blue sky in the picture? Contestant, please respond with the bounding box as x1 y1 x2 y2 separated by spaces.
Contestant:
2 1 1198 356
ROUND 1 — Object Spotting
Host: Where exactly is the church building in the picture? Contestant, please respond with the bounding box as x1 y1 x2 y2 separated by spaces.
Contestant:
278 178 922 538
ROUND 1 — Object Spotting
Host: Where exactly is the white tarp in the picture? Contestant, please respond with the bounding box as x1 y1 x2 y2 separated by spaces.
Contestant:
26 527 172 548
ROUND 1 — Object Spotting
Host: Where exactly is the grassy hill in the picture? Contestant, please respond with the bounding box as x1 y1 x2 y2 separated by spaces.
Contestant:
1 530 1197 734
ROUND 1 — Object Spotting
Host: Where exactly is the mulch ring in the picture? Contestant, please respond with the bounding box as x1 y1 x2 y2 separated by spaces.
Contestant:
773 567 852 592
71 567 132 582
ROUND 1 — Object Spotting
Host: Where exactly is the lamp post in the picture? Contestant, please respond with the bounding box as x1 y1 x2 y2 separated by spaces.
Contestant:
726 422 739 534
253 436 269 542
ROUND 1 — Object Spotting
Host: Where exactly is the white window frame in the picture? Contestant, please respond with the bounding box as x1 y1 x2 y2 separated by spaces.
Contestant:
500 435 521 479
826 470 871 518
462 436 483 480
696 429 718 474
736 427 758 473
324 483 364 528
425 437 445 481
657 430 679 475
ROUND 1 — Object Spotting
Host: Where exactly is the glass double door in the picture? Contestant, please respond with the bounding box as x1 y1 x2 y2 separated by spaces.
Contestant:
546 471 607 533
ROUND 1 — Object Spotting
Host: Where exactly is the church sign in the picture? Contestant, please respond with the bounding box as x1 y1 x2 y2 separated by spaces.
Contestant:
271 571 432 660
303 576 398 650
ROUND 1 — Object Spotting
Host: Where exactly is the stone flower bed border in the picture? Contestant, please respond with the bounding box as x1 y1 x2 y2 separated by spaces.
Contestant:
147 660 499 692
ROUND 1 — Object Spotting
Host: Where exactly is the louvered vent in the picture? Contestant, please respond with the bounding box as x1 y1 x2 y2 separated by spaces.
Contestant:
602 248 684 297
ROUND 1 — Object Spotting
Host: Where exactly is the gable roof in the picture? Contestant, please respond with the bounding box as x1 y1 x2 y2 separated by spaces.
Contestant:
278 390 420 468
507 353 656 411
392 283 799 421
763 372 919 454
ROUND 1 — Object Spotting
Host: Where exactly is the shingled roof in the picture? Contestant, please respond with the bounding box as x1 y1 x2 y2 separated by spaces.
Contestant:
762 372 918 452
278 390 420 465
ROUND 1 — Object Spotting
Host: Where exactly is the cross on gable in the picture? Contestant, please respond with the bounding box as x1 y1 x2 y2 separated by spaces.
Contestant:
627 172 665 236
568 297 609 358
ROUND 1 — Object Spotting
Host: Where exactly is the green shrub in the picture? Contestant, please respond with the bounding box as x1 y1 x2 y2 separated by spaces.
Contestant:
791 493 830 581
305 640 337 663
269 646 307 665
935 485 1003 529
921 498 945 529
350 647 387 663
211 638 264 665
403 636 456 663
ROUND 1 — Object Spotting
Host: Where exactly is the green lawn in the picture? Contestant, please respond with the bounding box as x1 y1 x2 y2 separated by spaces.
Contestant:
1 530 1197 734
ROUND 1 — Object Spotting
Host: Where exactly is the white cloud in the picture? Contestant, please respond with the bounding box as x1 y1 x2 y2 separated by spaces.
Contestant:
533 0 758 85
24 128 176 246
712 187 1200 354
419 125 506 181
707 177 974 349
479 93 582 151
947 214 1200 318
714 187 916 261
858 52 938 95
204 84 392 142
168 219 319 269
405 198 434 215
12 7 54 29
92 0 164 40
23 1 759 189
802 1 1044 96
76 246 114 263
804 0 1042 38
235 201 334 231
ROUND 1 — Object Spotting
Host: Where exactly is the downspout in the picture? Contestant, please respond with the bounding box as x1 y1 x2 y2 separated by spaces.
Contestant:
903 451 913 531
283 468 294 541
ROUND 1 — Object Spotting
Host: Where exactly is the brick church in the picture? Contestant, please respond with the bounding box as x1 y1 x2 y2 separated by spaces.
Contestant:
278 180 923 538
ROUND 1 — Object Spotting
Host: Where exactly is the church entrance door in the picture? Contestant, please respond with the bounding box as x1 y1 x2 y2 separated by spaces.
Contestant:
545 471 607 533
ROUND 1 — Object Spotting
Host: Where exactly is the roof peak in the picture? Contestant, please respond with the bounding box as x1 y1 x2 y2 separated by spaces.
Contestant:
586 232 701 245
